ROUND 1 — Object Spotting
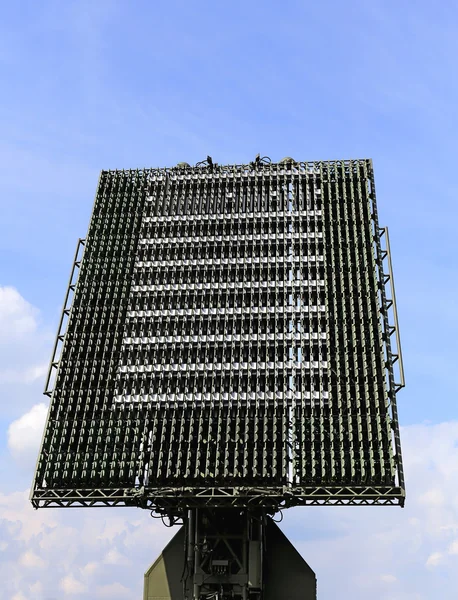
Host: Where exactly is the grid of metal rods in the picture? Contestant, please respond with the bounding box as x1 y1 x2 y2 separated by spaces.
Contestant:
32 159 405 510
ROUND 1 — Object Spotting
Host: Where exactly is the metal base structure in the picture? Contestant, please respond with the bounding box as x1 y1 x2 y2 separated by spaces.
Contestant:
26 159 405 599
144 510 316 600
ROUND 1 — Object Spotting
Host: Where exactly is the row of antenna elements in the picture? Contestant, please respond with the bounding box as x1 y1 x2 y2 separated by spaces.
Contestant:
176 155 297 172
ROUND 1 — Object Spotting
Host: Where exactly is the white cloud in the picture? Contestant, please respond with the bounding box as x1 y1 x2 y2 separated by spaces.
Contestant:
418 488 445 507
29 581 43 595
380 574 397 584
0 489 174 599
426 552 443 568
0 362 49 385
24 362 49 382
0 287 53 419
0 286 38 339
0 490 58 542
96 518 134 541
96 582 131 598
60 575 87 594
19 550 46 569
103 549 131 566
81 562 99 577
7 403 48 468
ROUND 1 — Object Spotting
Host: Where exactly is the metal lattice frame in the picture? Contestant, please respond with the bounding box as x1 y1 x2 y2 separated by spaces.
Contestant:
31 159 405 512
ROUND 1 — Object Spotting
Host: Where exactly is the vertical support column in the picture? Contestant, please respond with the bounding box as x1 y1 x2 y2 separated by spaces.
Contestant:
193 509 201 600
185 509 264 600
187 508 195 598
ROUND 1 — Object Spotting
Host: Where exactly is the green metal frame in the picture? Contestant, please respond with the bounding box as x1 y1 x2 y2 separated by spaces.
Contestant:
31 159 405 513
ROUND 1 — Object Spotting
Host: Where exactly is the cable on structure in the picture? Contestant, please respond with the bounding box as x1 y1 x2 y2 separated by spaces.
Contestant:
250 153 272 168
272 509 284 523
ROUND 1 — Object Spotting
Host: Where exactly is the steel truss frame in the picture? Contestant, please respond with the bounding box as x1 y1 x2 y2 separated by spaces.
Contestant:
31 483 403 510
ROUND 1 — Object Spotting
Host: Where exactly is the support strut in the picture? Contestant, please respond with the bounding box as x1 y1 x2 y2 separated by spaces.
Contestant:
144 510 316 600
184 509 263 600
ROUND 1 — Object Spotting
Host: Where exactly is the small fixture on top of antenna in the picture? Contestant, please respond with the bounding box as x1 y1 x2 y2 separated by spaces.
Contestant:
250 154 272 169
196 155 217 172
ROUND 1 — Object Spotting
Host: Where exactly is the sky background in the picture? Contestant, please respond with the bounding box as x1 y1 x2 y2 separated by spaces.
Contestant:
1 0 457 598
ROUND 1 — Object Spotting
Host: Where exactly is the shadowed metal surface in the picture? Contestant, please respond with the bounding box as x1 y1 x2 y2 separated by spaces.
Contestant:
143 519 316 600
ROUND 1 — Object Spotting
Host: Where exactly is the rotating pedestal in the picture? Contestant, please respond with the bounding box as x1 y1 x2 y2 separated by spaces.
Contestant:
144 510 316 600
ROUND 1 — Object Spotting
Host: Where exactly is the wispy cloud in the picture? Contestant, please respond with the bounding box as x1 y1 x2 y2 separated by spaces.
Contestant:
7 403 48 469
0 287 52 419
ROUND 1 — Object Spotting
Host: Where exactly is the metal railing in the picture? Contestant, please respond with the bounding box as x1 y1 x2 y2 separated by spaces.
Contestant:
379 227 405 393
43 238 85 397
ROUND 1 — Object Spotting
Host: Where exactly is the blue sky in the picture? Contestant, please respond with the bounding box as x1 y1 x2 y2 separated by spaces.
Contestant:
1 1 458 598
